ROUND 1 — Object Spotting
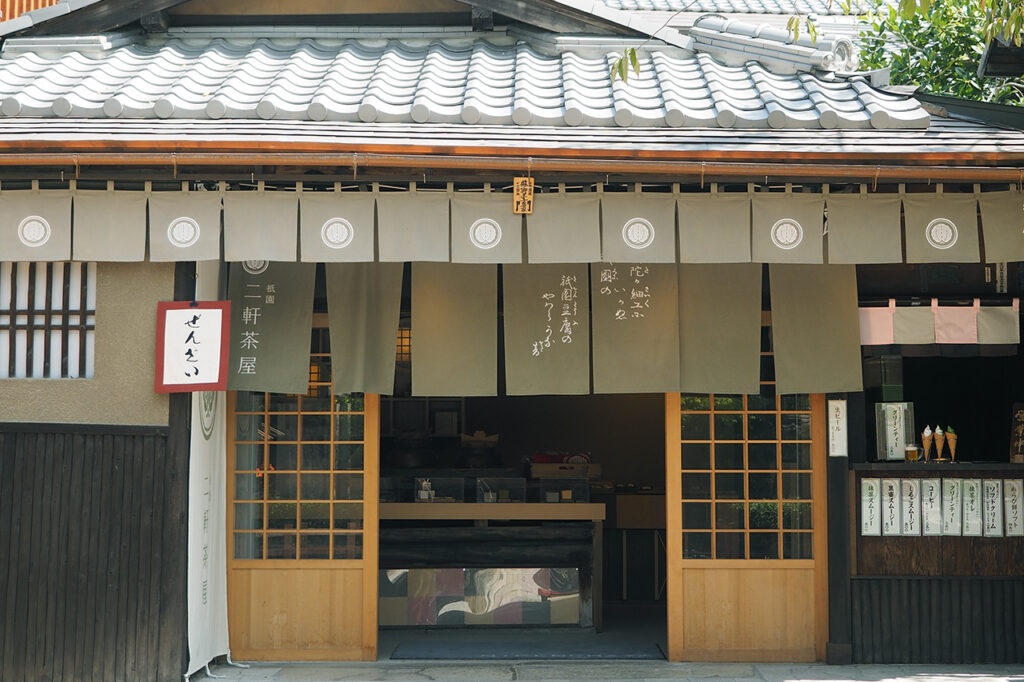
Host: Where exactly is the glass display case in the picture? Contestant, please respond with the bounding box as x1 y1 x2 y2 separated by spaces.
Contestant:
476 477 527 503
414 477 464 502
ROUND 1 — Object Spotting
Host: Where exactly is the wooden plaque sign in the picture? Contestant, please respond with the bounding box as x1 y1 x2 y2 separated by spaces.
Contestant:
513 177 534 215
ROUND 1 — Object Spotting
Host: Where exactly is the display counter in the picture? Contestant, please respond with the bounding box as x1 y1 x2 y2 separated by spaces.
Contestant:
378 502 606 629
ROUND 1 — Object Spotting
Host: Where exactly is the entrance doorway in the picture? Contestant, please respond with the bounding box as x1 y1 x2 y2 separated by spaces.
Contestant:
226 323 379 660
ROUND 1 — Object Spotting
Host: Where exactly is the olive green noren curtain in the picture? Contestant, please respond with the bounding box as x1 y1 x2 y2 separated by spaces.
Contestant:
591 262 680 393
450 194 523 264
678 193 751 263
73 190 147 261
903 194 980 263
752 193 825 264
600 194 677 263
679 263 762 394
326 262 403 394
377 193 450 262
148 191 222 262
526 194 601 263
0 190 71 261
503 263 591 395
223 192 299 262
979 191 1024 262
411 263 497 396
825 194 903 264
299 192 375 263
226 262 316 394
769 264 863 395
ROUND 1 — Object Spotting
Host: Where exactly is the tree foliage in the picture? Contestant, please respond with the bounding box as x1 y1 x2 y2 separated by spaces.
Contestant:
859 0 1024 105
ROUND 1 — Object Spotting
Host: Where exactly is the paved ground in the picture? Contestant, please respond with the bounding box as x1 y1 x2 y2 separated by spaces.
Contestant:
201 660 1024 682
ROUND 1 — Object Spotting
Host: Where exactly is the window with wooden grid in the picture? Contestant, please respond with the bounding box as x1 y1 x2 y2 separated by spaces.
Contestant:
678 325 814 560
0 261 96 379
233 327 366 560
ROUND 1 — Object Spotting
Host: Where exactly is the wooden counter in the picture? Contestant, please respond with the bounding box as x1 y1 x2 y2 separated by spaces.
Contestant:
379 502 605 521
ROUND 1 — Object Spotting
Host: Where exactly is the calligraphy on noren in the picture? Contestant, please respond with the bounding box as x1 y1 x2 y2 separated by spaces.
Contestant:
598 265 651 321
531 273 580 357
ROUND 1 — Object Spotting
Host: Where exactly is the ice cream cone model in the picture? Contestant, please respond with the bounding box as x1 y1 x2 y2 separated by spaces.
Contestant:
934 425 948 461
946 426 958 462
922 426 934 462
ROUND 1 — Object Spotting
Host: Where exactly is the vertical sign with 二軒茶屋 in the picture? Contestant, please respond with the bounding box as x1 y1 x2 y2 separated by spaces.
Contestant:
828 399 848 456
983 479 1004 537
881 478 901 536
155 301 230 393
901 478 921 535
513 177 534 215
921 478 942 535
962 479 983 536
227 261 316 394
1004 479 1023 536
861 478 881 536
943 478 963 535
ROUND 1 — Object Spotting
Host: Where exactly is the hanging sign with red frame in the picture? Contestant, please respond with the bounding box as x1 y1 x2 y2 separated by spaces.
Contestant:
155 301 231 393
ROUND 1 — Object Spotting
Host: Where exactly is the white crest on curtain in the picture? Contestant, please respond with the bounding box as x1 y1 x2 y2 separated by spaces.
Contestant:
168 217 201 248
469 217 502 249
622 217 654 249
770 218 804 250
321 217 355 249
925 218 958 249
17 215 51 247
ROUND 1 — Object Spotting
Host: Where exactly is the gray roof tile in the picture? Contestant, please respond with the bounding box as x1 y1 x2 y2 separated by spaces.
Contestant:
0 34 929 129
601 0 875 14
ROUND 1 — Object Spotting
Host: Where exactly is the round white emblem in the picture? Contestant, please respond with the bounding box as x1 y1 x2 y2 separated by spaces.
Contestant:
622 218 655 249
200 391 218 441
242 260 269 275
469 218 502 249
925 218 958 250
17 215 51 248
167 217 200 248
321 217 355 249
770 218 804 250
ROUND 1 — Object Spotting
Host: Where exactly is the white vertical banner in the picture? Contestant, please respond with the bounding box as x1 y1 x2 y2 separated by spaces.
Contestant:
901 478 921 536
861 478 881 536
881 478 901 536
828 399 848 456
187 260 230 677
922 479 943 536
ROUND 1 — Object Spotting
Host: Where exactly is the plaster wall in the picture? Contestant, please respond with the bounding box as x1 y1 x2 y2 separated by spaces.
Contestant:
0 262 173 426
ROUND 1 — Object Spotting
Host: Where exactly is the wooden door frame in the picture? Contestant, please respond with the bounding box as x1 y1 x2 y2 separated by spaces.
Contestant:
225 389 379 661
664 392 829 662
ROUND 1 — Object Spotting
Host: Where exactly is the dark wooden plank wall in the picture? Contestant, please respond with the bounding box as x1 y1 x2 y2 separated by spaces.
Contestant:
0 408 189 682
851 577 1024 663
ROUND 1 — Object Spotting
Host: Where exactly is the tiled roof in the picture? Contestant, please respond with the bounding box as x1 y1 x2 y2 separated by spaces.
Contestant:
0 117 1016 156
0 33 928 129
601 0 876 14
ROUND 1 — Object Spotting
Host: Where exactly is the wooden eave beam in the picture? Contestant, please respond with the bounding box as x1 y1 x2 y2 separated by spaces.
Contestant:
0 147 1022 183
20 0 193 36
454 0 640 35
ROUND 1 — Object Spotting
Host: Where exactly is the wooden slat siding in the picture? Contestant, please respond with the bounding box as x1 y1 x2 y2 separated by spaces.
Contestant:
7 262 17 377
850 577 1024 663
0 0 58 20
0 426 189 681
60 263 70 377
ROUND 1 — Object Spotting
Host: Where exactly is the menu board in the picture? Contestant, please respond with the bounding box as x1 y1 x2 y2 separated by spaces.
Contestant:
882 478 901 536
901 478 921 536
983 479 1004 537
1006 479 1024 537
962 479 983 537
921 478 943 536
942 479 962 536
861 478 881 536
